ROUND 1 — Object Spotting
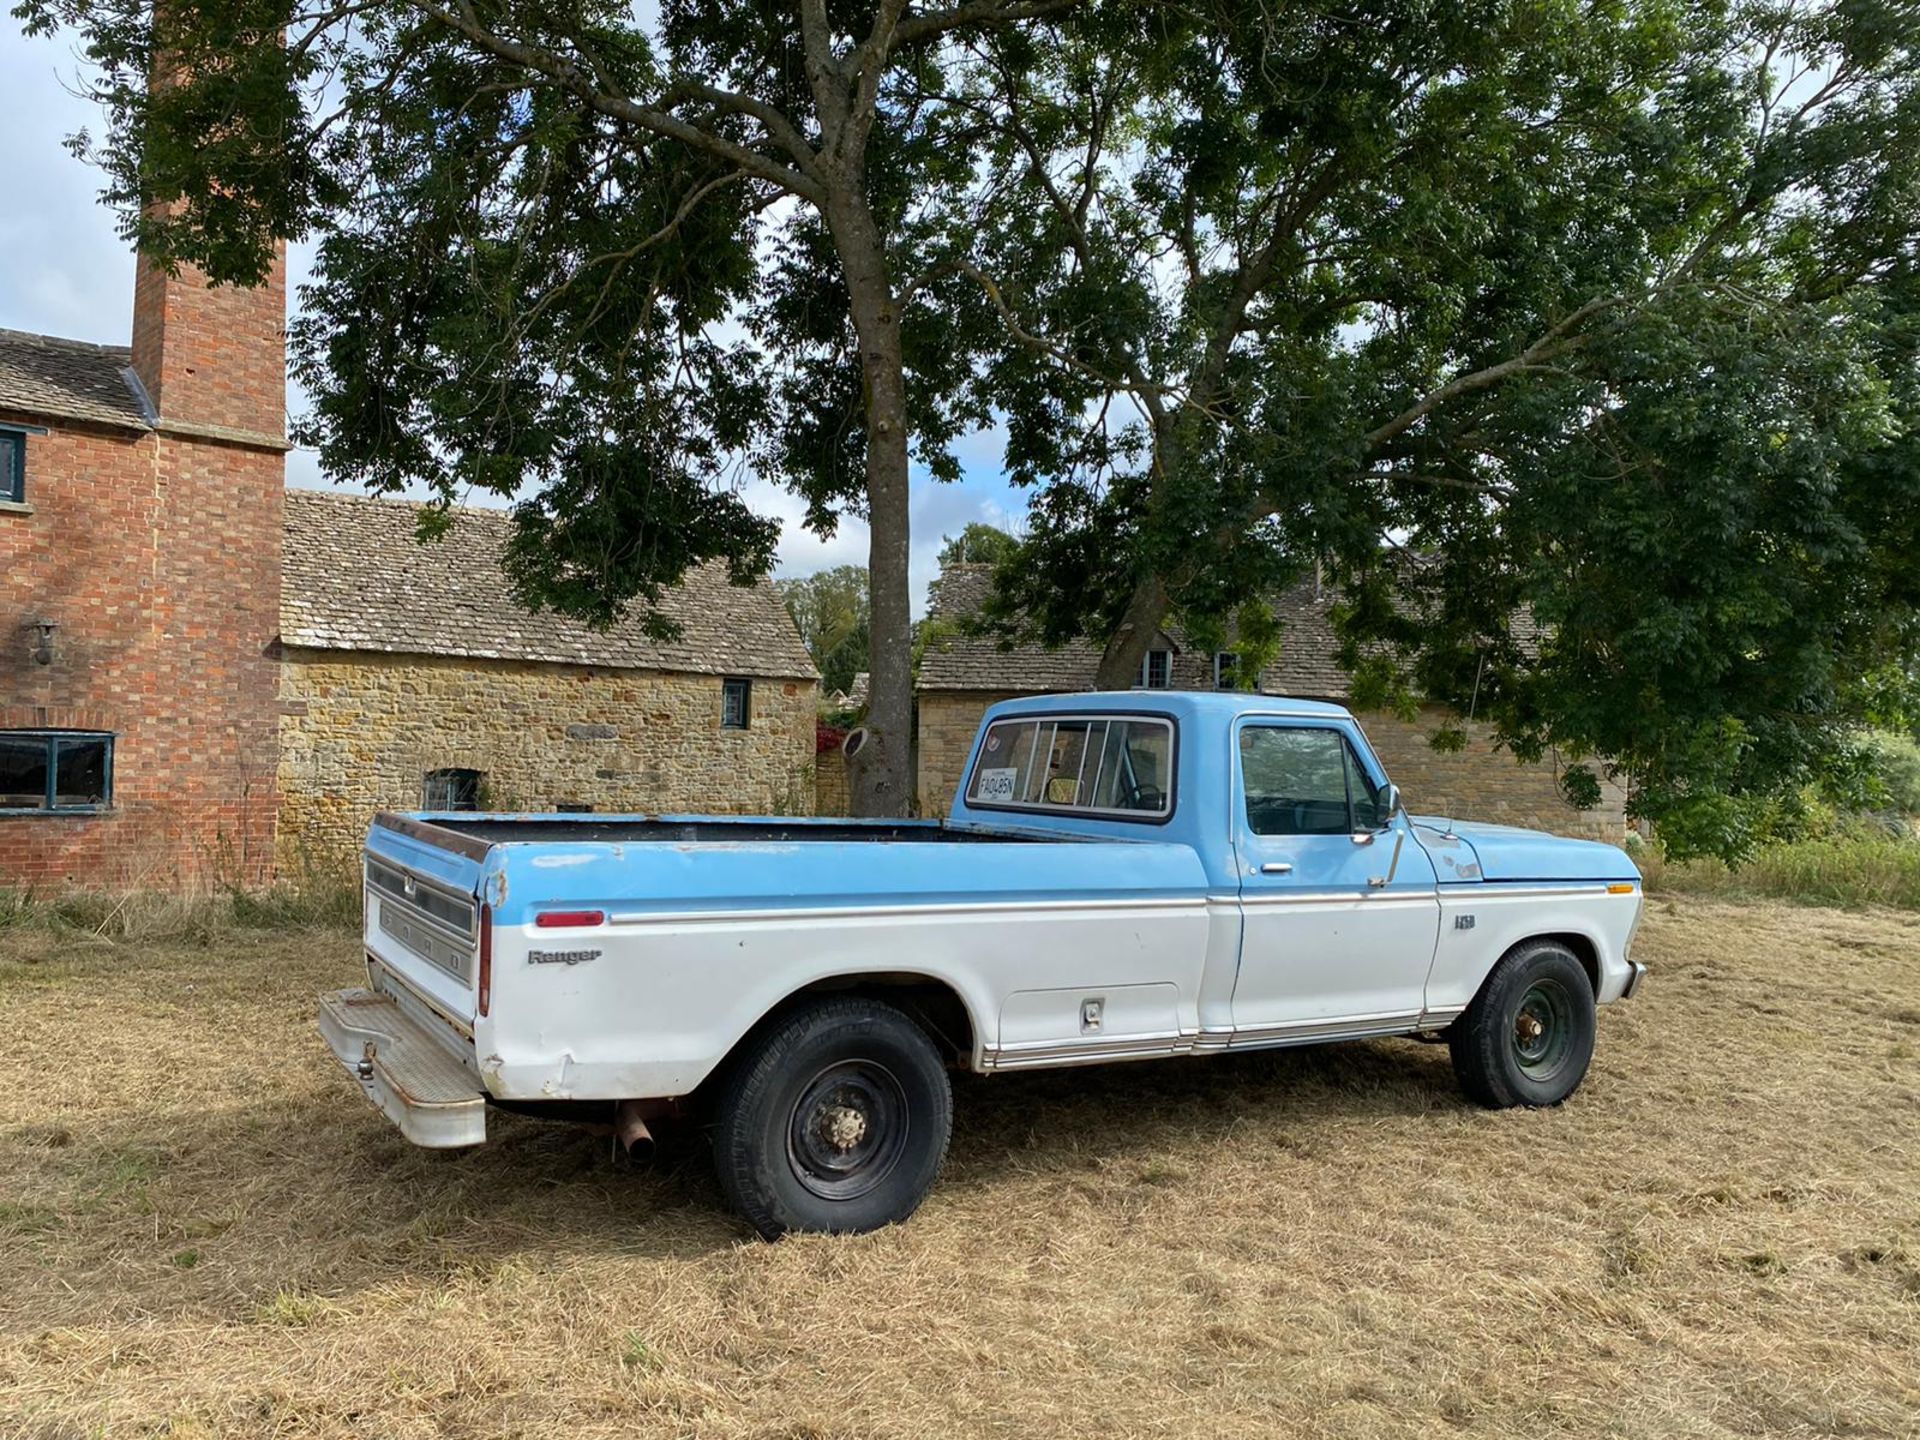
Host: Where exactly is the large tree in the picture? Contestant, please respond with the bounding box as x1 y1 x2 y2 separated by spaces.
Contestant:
20 0 1072 816
949 0 1920 857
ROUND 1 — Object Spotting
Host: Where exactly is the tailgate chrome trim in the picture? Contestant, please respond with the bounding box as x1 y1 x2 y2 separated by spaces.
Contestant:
319 988 487 1148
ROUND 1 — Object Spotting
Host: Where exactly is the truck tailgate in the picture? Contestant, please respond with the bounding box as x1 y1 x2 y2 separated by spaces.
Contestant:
319 988 487 1147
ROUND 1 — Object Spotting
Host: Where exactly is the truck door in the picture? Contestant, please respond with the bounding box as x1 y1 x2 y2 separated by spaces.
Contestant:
1229 720 1440 1039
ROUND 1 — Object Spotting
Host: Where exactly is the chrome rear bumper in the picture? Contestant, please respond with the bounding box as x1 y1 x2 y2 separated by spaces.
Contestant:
319 987 487 1147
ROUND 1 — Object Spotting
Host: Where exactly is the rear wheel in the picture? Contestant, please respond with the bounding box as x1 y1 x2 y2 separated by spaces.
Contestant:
713 997 952 1238
1449 940 1596 1108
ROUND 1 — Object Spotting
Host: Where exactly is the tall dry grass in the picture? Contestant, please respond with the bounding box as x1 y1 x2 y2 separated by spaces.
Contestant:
2 895 1917 1437
1637 834 1920 910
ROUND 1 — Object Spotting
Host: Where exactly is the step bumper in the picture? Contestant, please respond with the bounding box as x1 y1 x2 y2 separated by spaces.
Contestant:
318 987 488 1148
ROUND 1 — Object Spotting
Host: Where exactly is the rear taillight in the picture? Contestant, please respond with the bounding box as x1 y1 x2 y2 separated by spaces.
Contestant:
478 903 493 1017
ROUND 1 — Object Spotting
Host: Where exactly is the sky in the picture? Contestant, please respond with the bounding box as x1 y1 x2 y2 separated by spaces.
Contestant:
0 25 1024 617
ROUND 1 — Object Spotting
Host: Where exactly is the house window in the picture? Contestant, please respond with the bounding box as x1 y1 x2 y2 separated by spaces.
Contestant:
722 677 752 730
0 731 114 813
1136 649 1172 689
1214 652 1242 690
0 427 28 504
422 767 484 811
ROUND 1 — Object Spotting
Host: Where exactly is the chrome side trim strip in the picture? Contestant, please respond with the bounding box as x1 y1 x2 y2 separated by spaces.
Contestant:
982 1031 1193 1071
1237 892 1437 909
1225 1010 1423 1044
606 895 1208 927
1438 882 1616 898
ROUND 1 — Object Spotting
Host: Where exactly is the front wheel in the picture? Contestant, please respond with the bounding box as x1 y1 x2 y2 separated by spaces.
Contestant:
1449 940 1597 1108
713 997 953 1238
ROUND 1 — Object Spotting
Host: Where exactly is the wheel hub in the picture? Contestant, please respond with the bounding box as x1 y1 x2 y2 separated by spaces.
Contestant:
817 1100 870 1152
1511 980 1573 1079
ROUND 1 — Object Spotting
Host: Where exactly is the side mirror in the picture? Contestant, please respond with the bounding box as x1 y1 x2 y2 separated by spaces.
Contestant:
1379 782 1402 827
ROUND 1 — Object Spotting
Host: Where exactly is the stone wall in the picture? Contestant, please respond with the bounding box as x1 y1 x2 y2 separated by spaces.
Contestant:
915 689 1628 840
1353 708 1628 840
278 649 817 871
916 690 1031 818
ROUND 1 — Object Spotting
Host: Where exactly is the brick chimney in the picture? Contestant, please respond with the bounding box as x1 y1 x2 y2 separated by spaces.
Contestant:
130 244 287 443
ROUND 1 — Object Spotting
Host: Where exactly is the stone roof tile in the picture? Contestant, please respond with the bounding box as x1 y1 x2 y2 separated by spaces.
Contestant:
918 565 1352 699
282 488 817 680
0 328 151 431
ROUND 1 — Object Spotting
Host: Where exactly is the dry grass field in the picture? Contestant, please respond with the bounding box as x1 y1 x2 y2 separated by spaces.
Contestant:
2 897 1917 1439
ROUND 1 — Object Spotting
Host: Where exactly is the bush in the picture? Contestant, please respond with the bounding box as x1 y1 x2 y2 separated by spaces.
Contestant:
1868 731 1920 816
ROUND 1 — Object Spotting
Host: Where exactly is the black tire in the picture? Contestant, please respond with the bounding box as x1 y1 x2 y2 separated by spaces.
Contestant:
1449 940 1597 1108
713 997 952 1239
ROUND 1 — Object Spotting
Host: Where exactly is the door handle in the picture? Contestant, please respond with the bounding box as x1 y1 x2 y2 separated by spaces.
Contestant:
1260 862 1293 875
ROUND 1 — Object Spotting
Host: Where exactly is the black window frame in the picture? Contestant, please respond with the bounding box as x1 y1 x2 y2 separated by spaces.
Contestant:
0 730 115 815
1214 652 1242 690
422 767 485 812
721 677 752 730
0 422 42 505
1239 723 1388 838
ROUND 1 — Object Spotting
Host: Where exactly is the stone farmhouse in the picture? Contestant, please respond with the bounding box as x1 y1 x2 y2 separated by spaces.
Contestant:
2 235 816 890
916 565 1628 839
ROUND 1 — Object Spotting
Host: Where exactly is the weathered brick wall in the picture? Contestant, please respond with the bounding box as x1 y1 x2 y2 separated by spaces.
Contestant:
277 650 817 870
1 420 284 890
132 250 288 442
914 690 1628 840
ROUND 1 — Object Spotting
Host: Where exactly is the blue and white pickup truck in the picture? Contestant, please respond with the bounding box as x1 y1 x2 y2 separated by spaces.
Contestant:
321 691 1646 1236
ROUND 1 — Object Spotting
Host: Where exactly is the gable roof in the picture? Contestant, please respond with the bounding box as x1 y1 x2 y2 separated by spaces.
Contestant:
0 329 152 431
281 488 817 680
918 565 1351 699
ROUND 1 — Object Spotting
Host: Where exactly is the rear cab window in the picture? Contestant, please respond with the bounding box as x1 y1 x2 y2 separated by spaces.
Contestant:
966 714 1175 822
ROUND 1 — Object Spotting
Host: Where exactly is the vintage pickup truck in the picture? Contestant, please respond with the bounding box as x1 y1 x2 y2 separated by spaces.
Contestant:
320 691 1645 1236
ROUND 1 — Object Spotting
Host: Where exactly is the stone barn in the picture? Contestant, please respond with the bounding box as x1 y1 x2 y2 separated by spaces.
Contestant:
276 489 819 873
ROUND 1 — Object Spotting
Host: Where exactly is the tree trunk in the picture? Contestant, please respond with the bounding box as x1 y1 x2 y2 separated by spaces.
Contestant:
827 188 915 817
1094 571 1170 690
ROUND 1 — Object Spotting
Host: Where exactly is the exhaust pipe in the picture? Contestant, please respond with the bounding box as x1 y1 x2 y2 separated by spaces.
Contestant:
614 1100 656 1162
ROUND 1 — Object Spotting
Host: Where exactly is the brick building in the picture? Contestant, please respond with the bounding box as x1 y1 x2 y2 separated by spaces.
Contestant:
1 246 288 889
3 237 818 890
277 490 817 873
916 565 1628 838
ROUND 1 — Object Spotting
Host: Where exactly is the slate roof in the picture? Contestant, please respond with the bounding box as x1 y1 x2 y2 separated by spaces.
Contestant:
281 488 817 680
918 565 1352 699
0 328 151 431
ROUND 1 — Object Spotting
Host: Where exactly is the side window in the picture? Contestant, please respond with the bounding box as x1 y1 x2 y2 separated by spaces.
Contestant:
0 731 113 812
1345 744 1385 829
721 677 752 730
1240 726 1383 837
423 767 484 811
0 429 24 504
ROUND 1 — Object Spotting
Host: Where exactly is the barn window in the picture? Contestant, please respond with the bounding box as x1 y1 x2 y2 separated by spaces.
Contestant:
1135 649 1171 689
422 767 484 811
1214 652 1242 690
722 677 752 730
0 731 113 813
